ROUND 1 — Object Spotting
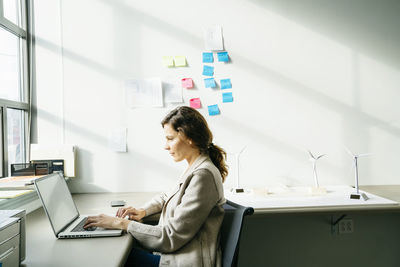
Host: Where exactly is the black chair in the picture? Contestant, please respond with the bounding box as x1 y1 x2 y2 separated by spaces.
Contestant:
220 200 254 267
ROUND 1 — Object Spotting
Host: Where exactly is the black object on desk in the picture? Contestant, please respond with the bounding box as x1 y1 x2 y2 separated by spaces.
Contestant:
11 160 64 176
111 200 126 207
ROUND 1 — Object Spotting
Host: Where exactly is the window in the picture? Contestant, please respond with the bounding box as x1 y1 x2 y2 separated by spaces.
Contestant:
0 0 30 177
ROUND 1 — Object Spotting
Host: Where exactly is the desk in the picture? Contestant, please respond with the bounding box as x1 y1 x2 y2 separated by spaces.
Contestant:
21 187 400 267
22 192 155 267
226 185 400 214
235 186 400 267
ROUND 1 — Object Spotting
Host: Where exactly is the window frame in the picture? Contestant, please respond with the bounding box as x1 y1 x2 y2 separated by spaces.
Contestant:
0 0 31 178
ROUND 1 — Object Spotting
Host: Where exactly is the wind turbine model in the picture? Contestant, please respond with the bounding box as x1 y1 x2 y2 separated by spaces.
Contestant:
308 150 327 195
231 146 247 193
345 147 370 201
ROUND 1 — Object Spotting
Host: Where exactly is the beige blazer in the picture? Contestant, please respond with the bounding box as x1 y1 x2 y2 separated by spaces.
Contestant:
127 154 225 267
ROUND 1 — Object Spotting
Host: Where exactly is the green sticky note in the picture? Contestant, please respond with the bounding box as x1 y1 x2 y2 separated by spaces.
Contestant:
174 56 187 67
162 56 174 67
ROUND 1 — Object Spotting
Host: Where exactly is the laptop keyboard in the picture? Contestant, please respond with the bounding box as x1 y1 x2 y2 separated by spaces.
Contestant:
71 217 97 232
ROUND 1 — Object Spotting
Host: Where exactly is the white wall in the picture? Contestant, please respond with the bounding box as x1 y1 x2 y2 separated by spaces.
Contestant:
33 0 400 192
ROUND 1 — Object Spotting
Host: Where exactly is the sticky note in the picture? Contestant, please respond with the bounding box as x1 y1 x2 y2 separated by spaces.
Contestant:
181 78 193 89
204 78 216 88
208 104 220 116
174 56 187 67
217 51 229 62
202 65 214 76
220 79 232 89
202 52 213 63
222 92 233 103
190 98 201 109
162 56 174 67
203 25 224 51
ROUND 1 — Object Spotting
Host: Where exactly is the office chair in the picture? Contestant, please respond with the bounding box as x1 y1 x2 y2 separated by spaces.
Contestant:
220 200 254 267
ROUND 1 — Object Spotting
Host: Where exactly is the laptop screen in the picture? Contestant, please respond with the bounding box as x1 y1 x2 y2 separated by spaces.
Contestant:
35 173 79 235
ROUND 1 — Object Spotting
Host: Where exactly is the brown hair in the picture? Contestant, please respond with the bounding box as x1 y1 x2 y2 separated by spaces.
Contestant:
161 106 228 182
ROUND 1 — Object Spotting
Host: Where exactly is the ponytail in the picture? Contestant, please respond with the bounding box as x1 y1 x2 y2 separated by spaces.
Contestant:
208 143 228 183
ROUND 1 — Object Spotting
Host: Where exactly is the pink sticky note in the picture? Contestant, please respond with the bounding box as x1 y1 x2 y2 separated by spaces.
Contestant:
182 78 193 89
190 98 201 109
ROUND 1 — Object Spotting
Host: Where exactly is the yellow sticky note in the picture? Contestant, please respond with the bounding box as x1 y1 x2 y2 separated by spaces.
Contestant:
174 56 187 67
162 56 174 67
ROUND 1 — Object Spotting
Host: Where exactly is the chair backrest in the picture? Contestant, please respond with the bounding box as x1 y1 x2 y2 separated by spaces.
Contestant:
220 200 254 267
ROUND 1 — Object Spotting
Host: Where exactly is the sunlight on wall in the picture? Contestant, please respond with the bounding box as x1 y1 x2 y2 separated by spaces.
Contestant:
34 0 400 192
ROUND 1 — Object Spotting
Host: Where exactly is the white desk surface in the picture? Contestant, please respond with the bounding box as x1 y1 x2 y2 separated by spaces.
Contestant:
21 186 400 266
226 185 400 214
22 192 155 267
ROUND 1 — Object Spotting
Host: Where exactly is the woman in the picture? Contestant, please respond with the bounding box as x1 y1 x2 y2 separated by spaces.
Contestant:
84 106 228 267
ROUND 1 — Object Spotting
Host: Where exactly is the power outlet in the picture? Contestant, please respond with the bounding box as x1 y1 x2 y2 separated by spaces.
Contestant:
339 219 354 234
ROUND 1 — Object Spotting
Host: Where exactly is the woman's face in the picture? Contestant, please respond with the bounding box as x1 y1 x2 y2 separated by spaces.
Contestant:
164 123 195 162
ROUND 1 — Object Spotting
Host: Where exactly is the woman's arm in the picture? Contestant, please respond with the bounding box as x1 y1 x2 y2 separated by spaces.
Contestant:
139 192 169 217
84 191 171 229
127 169 220 253
116 191 171 221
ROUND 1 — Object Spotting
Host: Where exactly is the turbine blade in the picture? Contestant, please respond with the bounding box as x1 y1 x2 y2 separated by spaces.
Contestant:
317 154 326 160
307 150 315 159
358 153 371 157
344 146 354 157
239 145 247 155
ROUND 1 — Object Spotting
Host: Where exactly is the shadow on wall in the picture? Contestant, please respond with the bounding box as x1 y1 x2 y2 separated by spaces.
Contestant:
250 0 400 71
33 108 178 192
218 115 346 182
33 0 400 185
35 0 400 138
94 0 400 139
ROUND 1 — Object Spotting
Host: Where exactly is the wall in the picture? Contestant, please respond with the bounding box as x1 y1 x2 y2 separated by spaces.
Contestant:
33 0 400 193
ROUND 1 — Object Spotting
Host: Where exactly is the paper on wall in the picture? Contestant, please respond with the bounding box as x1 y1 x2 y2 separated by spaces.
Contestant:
217 51 229 62
108 128 127 152
202 52 214 63
163 79 183 103
181 78 194 89
202 65 214 76
190 98 201 109
125 78 163 108
174 56 187 67
162 56 174 67
204 78 216 88
208 104 220 116
220 78 232 89
203 25 224 51
222 92 233 103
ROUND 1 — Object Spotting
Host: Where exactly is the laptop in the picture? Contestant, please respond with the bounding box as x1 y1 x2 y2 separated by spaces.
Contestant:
34 173 122 239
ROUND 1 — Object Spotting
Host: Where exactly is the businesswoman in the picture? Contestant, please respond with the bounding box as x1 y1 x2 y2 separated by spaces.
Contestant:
84 106 228 267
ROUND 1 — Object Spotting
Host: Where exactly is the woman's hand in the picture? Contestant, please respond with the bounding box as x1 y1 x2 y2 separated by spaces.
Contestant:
116 206 146 221
83 214 130 230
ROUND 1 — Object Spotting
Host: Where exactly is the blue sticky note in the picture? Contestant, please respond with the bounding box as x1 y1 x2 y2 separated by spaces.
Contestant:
204 78 216 88
217 51 229 62
220 79 232 89
222 92 233 103
202 65 214 76
208 104 220 116
202 52 213 63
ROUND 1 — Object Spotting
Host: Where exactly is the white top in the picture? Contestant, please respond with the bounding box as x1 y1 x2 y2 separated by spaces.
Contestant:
226 185 399 213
